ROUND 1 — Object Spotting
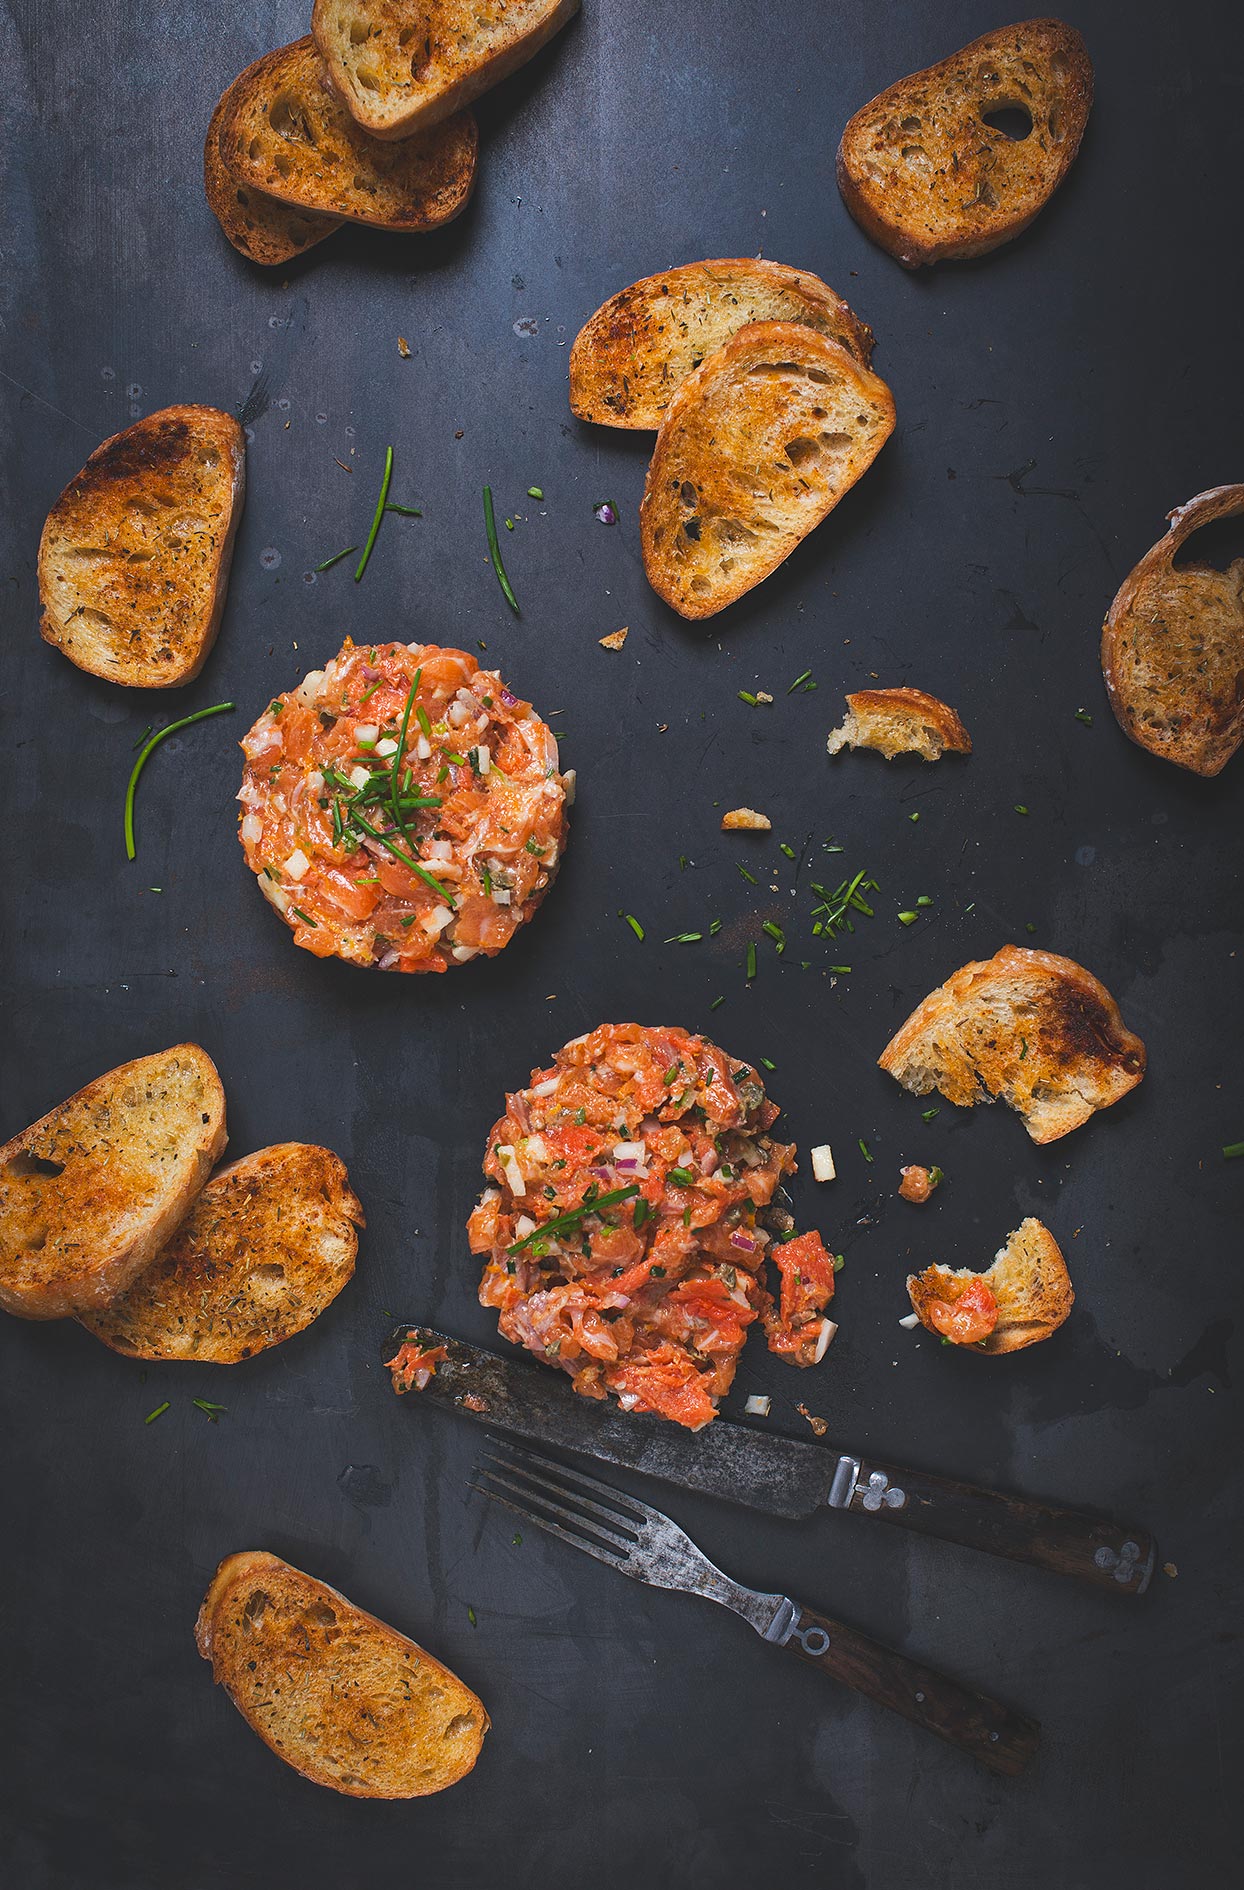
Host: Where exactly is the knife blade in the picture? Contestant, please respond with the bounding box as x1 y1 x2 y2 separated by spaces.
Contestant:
385 1325 1156 1595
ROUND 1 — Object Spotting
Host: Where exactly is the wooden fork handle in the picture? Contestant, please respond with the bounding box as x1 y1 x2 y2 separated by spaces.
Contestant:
779 1602 1039 1776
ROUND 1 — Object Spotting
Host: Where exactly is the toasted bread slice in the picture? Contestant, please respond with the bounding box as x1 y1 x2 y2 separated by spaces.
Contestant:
570 259 874 430
217 39 477 232
313 0 578 139
37 407 245 688
1101 485 1244 777
837 19 1093 267
196 1552 488 1796
907 1217 1073 1353
79 1144 363 1361
640 323 895 620
879 945 1145 1144
827 686 971 760
0 1047 227 1320
205 88 342 265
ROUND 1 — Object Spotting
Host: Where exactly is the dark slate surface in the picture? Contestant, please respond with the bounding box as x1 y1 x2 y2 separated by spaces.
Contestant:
1 2 1241 1885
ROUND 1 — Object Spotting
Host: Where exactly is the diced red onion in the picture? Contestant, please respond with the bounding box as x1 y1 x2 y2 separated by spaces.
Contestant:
729 1230 757 1253
376 949 400 970
499 687 519 706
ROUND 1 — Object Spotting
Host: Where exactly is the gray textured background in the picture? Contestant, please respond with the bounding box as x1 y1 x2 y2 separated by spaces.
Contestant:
1 2 1241 1885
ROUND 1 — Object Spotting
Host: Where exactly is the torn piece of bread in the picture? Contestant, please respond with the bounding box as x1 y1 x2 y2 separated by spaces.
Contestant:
640 322 895 620
722 807 770 831
879 945 1145 1144
196 1552 488 1797
837 19 1093 267
38 407 245 688
907 1217 1073 1353
217 39 478 231
205 88 342 265
570 258 874 429
313 0 579 139
79 1144 363 1362
0 1047 227 1320
1101 485 1244 777
827 686 971 760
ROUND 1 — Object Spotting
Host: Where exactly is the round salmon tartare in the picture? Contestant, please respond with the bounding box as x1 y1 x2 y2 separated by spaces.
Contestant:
467 1023 838 1430
238 641 571 971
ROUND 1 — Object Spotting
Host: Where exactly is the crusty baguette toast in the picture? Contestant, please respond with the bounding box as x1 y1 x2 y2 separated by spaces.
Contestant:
570 259 875 430
827 686 971 760
879 945 1145 1144
1101 485 1244 777
908 1217 1073 1353
640 322 895 620
37 407 245 688
205 89 342 265
0 1047 227 1320
79 1144 363 1361
217 39 477 232
196 1552 488 1797
313 0 578 139
837 19 1093 267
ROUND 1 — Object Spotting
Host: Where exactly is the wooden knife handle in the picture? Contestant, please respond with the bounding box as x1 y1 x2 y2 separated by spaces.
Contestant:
780 1602 1039 1776
829 1453 1155 1595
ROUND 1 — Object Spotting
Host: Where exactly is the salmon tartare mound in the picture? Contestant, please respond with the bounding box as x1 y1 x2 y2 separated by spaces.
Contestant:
238 641 571 971
466 1023 838 1429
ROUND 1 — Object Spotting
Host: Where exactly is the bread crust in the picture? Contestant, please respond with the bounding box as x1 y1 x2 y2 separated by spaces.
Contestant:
204 88 342 265
570 258 875 429
196 1552 489 1797
313 0 579 139
640 322 895 620
827 686 971 759
879 945 1145 1144
38 407 245 688
837 18 1093 268
217 39 478 232
1101 484 1244 776
907 1217 1074 1353
0 1046 227 1319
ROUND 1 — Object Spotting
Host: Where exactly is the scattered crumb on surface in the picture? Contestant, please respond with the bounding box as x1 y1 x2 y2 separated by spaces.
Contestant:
398 336 410 358
1163 1561 1178 1578
796 1402 828 1437
722 807 771 831
599 627 628 650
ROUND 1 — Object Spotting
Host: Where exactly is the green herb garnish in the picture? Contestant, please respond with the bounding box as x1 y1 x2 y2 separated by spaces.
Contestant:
745 943 757 979
622 913 645 941
192 1399 227 1422
354 445 394 582
1224 1142 1244 1159
664 931 702 944
144 1403 170 1424
858 1138 873 1163
483 484 520 614
124 703 235 861
508 1184 641 1253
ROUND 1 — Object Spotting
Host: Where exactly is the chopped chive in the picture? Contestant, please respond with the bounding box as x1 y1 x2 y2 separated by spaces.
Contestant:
468 1606 477 1626
354 445 394 581
508 1184 640 1253
664 932 703 944
762 921 785 951
858 1138 873 1163
898 911 918 925
483 484 520 613
738 690 759 706
527 486 543 499
291 906 318 927
505 517 514 530
347 808 455 907
124 703 235 861
1025 921 1037 933
192 1399 227 1421
908 811 920 822
359 680 383 705
921 1108 939 1122
737 864 757 884
1224 1142 1244 1159
669 1167 696 1185
315 545 357 572
746 943 757 980
1014 804 1029 815
779 843 795 860
384 503 422 517
708 919 722 936
828 964 851 974
131 724 154 750
1019 1037 1029 1060
759 1057 776 1072
623 913 645 941
144 1402 170 1424
916 895 933 906
929 1166 945 1188
709 995 725 1010
833 1254 845 1272
678 854 688 870
1074 708 1094 726
787 669 812 694
388 668 424 853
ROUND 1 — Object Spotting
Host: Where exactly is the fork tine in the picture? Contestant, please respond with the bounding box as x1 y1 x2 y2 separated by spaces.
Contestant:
467 1480 630 1574
476 1464 639 1555
486 1439 656 1524
482 1448 646 1537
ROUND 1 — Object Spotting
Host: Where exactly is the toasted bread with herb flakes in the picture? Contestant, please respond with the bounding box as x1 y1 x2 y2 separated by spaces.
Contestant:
879 945 1145 1144
38 407 245 688
570 259 875 430
0 1047 227 1320
837 19 1093 267
640 322 895 620
205 89 343 265
196 1552 488 1797
313 0 578 139
827 686 971 760
1101 485 1244 777
217 38 477 232
79 1144 362 1361
908 1217 1074 1353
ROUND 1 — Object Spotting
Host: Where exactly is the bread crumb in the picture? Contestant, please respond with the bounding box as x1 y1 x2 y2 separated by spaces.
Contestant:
722 807 771 831
1163 1561 1178 1578
599 627 628 651
755 690 774 704
398 337 411 358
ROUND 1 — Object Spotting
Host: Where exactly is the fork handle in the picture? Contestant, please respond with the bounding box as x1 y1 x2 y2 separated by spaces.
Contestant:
777 1602 1039 1776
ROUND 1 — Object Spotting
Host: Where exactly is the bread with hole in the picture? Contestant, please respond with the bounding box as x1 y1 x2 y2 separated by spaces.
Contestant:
0 1046 227 1320
196 1551 489 1797
570 259 874 430
837 18 1093 267
879 945 1145 1144
907 1217 1073 1353
313 0 578 139
1101 485 1244 777
217 38 477 231
79 1144 363 1361
38 407 245 688
205 88 342 265
639 322 895 620
827 686 971 760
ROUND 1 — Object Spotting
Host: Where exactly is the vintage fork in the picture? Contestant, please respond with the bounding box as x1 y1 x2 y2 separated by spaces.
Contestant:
471 1441 1039 1776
